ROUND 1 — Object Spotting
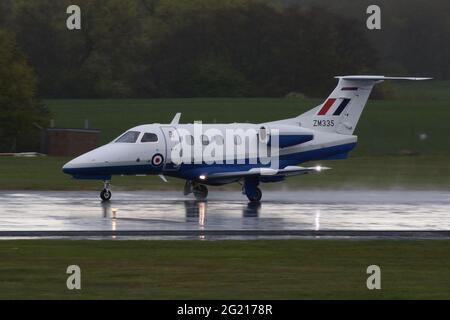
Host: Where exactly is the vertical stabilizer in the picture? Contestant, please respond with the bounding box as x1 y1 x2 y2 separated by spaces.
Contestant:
297 76 431 135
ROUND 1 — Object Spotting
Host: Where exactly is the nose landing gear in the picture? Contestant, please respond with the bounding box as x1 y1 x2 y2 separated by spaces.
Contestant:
100 181 112 201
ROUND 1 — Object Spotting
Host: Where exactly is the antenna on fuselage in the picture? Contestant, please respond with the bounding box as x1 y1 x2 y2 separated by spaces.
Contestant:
170 113 181 125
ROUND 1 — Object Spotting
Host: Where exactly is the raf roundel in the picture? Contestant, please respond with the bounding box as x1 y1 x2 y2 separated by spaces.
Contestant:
151 153 163 167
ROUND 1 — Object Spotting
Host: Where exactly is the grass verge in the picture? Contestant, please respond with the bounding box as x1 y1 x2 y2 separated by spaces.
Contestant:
0 240 449 299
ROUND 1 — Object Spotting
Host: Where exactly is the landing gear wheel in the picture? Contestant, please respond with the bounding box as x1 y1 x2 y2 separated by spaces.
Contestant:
247 187 262 202
100 189 111 201
193 184 208 200
100 180 112 201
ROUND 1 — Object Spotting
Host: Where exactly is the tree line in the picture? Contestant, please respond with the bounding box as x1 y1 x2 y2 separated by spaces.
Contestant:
1 0 377 99
286 0 450 80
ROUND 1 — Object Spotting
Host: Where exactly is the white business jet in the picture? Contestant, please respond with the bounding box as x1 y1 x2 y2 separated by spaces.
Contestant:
63 75 430 202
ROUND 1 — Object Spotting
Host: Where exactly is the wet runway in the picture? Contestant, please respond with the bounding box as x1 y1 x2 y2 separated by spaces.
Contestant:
1 190 450 239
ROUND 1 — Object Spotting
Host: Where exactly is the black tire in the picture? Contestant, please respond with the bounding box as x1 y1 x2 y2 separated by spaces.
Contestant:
193 185 208 200
100 189 112 201
247 187 262 202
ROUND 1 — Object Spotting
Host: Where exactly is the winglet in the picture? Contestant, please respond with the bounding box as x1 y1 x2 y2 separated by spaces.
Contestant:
170 113 181 125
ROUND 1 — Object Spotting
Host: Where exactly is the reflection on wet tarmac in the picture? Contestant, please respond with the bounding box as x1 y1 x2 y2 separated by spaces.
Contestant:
1 190 450 234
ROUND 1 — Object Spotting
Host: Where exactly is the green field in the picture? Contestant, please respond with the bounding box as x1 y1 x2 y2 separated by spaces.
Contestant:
394 80 450 102
45 97 450 156
1 154 449 190
1 240 450 299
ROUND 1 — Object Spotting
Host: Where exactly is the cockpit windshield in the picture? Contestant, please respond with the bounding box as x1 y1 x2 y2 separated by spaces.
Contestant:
115 131 140 143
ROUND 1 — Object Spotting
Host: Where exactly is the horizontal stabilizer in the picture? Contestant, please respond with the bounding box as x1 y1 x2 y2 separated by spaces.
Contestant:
335 75 432 81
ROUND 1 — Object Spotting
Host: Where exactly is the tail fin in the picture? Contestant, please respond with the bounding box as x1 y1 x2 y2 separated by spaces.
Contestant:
297 76 431 135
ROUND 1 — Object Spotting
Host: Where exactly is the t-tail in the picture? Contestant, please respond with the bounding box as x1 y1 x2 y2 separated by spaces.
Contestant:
296 75 431 135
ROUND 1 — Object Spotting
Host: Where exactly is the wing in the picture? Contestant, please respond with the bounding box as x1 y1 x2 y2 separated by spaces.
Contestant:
205 165 330 180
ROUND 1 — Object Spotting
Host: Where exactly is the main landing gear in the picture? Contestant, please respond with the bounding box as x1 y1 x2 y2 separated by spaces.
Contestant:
183 178 262 202
246 187 262 202
184 180 208 201
243 178 262 202
100 181 112 201
193 184 208 201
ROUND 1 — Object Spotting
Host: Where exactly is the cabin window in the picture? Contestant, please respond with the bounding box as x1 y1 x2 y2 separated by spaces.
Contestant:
185 135 194 145
141 132 158 143
259 126 269 144
201 135 209 146
116 131 140 143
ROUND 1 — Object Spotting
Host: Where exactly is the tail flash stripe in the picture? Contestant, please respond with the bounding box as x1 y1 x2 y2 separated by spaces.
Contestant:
342 87 358 91
318 98 336 115
333 98 351 116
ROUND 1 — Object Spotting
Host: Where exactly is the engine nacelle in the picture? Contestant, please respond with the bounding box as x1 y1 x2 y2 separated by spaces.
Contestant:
259 125 314 148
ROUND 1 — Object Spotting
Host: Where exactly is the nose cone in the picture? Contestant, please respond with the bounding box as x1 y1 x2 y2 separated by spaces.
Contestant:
61 145 115 179
62 160 72 174
62 149 99 176
62 158 78 175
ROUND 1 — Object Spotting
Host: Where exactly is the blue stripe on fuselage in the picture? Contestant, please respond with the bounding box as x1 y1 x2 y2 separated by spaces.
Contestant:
174 142 356 180
63 142 356 180
63 163 162 178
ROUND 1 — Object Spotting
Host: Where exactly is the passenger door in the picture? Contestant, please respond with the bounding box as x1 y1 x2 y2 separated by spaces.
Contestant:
160 126 182 171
